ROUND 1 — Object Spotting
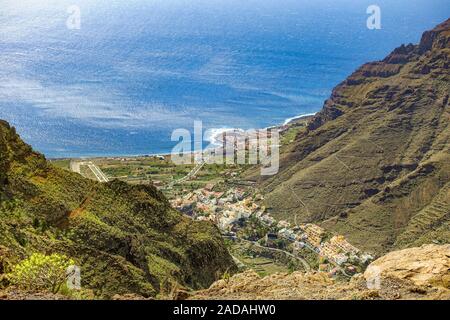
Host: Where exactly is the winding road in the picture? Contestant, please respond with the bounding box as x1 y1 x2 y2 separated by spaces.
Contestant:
224 236 311 272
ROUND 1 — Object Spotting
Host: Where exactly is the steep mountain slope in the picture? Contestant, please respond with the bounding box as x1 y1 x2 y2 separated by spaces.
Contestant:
0 120 235 298
253 19 450 254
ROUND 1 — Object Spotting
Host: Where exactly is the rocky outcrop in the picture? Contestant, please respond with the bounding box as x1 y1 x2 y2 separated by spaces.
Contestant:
308 19 450 131
192 245 450 300
364 244 450 288
418 19 450 53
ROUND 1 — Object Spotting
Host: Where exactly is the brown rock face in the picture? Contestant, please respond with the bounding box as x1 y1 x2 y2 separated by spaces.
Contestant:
419 19 450 53
364 244 450 288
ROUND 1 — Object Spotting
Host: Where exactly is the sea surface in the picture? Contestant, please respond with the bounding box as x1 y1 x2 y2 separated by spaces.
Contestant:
0 0 449 158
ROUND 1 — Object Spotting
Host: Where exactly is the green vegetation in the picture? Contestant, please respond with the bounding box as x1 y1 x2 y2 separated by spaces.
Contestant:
93 155 247 200
237 215 270 241
49 159 70 170
0 120 236 298
279 119 310 149
8 253 74 294
229 244 292 277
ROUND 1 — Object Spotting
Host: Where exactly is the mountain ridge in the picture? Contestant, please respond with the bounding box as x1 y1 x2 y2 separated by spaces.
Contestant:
250 19 450 254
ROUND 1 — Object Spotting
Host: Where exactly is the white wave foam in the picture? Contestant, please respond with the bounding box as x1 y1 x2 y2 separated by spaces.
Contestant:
283 113 317 126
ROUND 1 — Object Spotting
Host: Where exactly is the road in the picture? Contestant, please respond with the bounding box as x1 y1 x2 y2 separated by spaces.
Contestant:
88 163 109 183
258 215 352 277
169 155 209 187
224 236 311 272
70 160 81 174
70 160 109 183
235 236 352 277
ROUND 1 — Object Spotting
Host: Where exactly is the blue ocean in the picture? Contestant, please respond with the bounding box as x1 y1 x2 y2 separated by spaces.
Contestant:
0 0 449 158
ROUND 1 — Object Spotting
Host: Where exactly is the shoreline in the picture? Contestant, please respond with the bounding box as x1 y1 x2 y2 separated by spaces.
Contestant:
207 112 316 147
49 112 317 160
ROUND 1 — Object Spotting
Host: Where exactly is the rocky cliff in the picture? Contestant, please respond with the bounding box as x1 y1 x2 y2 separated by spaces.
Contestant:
0 120 236 298
364 244 450 288
253 19 450 254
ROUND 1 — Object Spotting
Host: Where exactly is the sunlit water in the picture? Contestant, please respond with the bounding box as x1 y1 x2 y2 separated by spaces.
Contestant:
0 0 448 157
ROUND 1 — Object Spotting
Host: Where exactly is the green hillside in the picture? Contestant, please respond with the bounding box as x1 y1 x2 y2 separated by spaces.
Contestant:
0 120 235 298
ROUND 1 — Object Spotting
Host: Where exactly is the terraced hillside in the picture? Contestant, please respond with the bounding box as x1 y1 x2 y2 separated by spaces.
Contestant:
395 182 450 247
0 120 235 298
250 19 450 254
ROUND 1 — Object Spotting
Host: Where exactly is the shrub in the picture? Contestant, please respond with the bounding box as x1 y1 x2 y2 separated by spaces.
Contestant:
8 253 75 294
221 269 231 284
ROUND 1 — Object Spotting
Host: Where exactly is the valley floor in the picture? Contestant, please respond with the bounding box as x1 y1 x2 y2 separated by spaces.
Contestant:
48 115 449 300
52 116 368 278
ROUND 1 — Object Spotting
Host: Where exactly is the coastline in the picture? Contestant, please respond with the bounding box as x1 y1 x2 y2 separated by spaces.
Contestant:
282 113 317 126
49 112 317 160
207 112 316 148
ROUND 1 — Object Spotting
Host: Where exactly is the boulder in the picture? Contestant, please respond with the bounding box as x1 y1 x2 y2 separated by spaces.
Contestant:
364 244 450 288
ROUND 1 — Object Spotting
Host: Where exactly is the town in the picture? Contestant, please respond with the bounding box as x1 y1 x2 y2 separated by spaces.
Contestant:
55 116 375 277
171 183 374 276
